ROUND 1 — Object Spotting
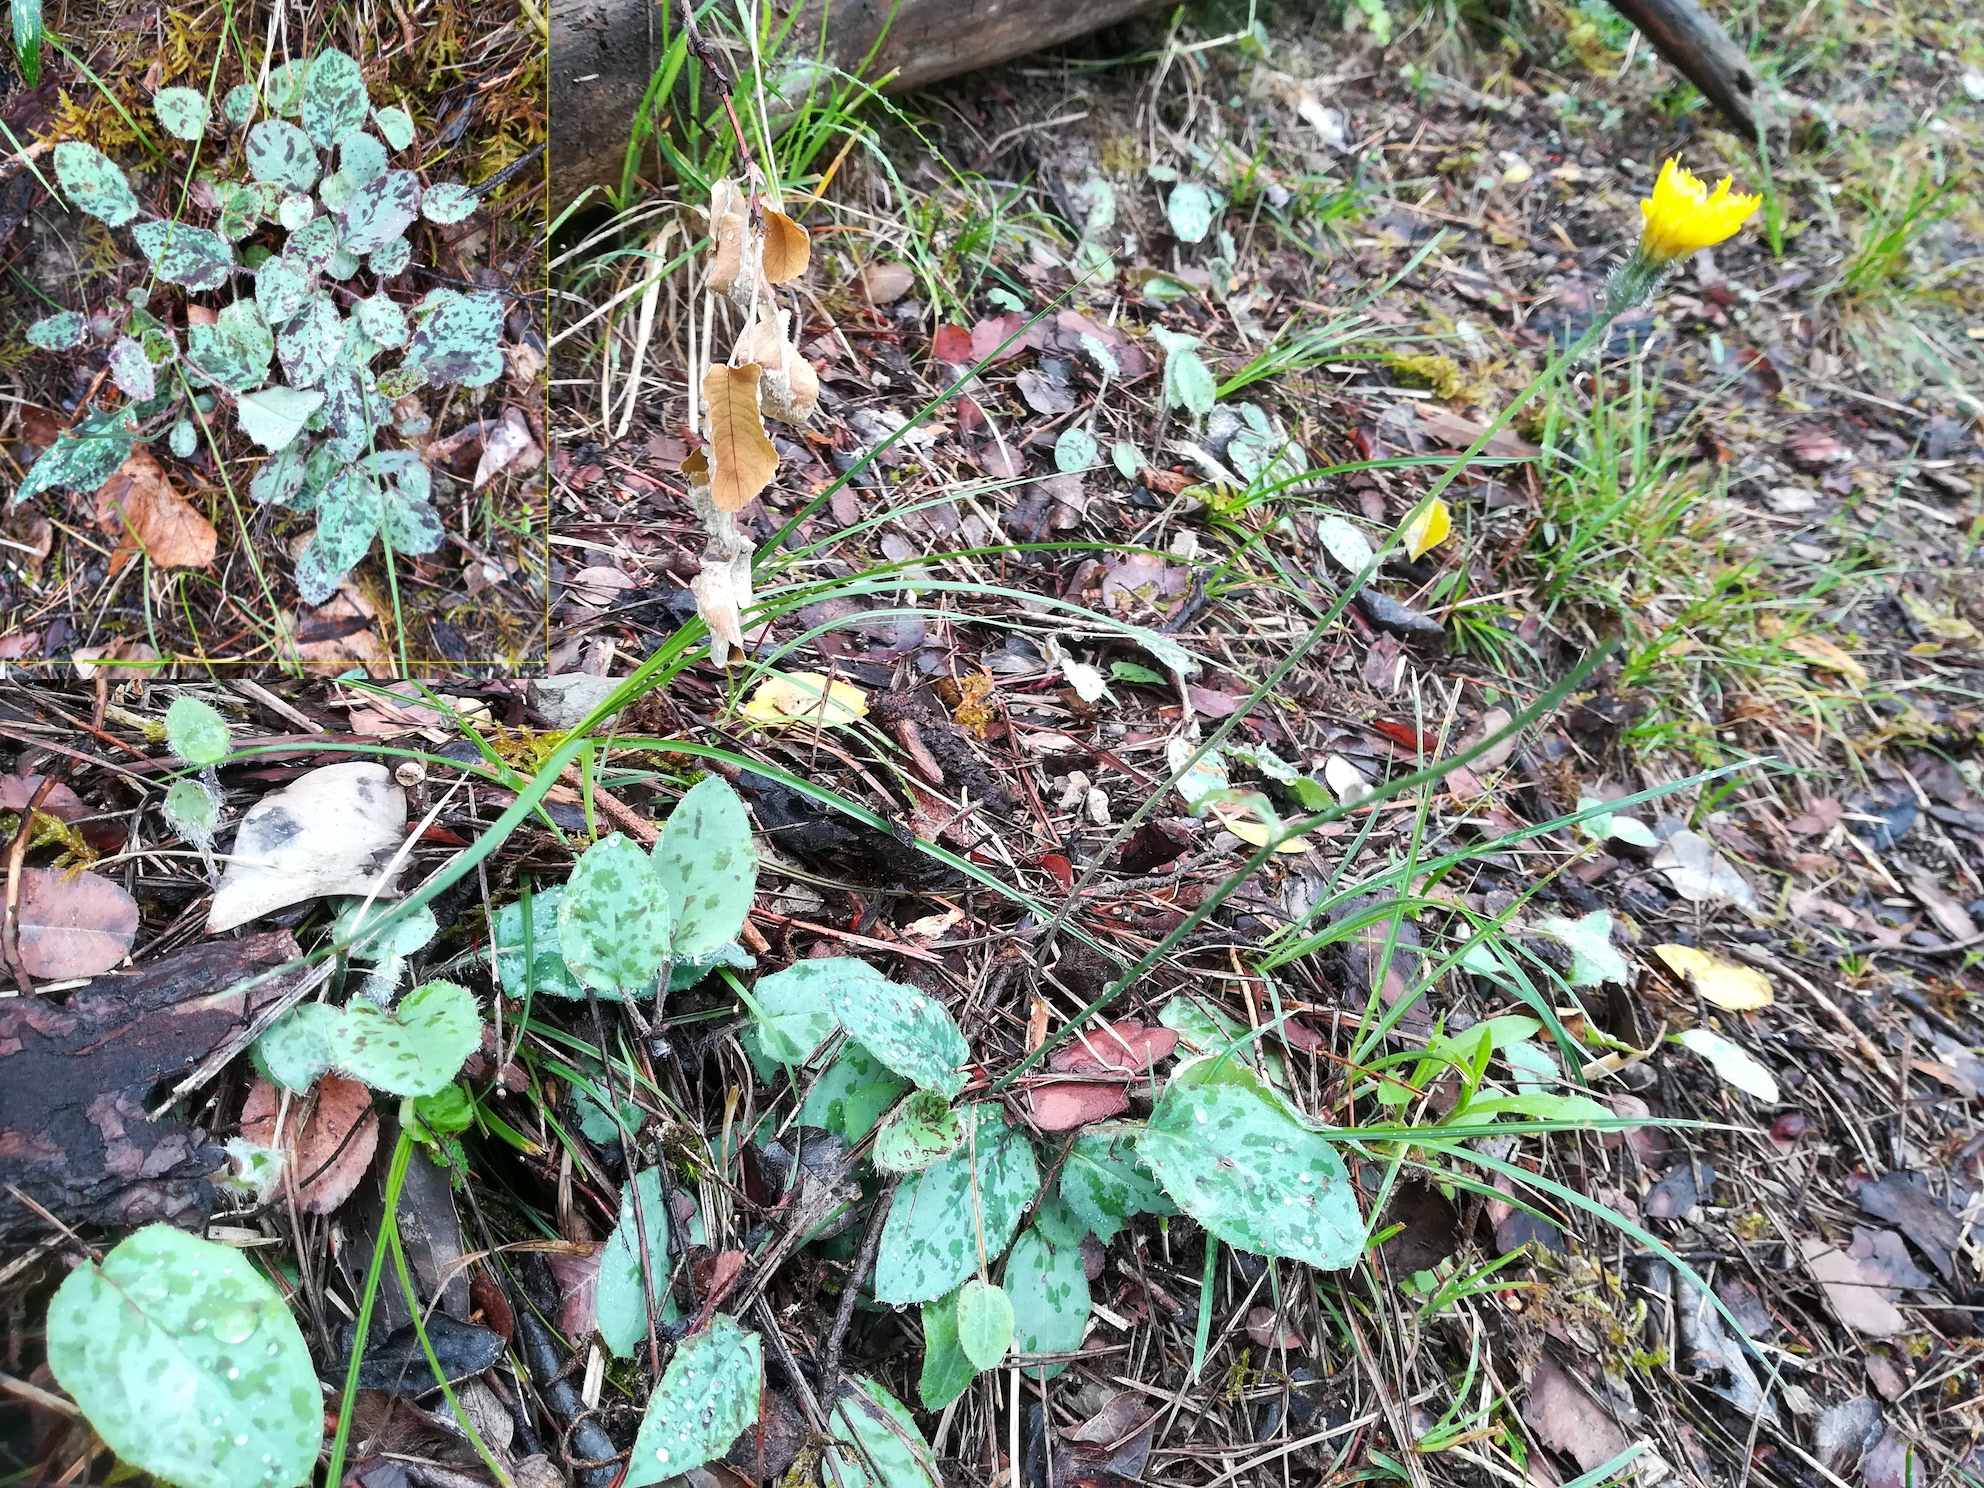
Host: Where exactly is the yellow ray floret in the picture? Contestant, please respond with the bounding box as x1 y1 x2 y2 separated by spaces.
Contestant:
1637 158 1760 262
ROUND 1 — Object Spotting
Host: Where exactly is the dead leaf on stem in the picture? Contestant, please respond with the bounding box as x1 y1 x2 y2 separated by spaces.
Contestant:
702 363 779 512
761 207 811 283
734 310 819 426
707 176 749 299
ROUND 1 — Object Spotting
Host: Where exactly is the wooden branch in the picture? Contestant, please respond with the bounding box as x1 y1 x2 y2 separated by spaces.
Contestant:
1608 0 1776 140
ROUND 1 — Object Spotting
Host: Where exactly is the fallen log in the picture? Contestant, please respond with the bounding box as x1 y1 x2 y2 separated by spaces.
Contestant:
551 0 1167 207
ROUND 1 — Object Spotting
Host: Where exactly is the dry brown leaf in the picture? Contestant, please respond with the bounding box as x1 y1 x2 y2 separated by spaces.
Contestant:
1784 633 1868 688
706 176 748 298
702 363 779 511
862 261 915 304
733 310 818 425
241 1073 380 1215
761 207 810 283
94 448 217 574
71 638 160 680
16 865 140 979
285 593 393 677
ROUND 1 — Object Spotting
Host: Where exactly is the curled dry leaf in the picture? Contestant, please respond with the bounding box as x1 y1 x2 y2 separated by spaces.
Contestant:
1049 1020 1180 1076
760 207 810 284
701 363 779 512
684 451 756 666
472 407 543 490
240 1073 379 1215
734 310 818 426
706 176 748 300
94 449 218 575
15 866 141 979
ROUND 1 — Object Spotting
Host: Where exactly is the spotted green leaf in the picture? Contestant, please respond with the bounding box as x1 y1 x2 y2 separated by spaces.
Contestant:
1004 1226 1088 1379
254 1003 341 1092
284 214 339 274
248 441 308 508
255 256 316 328
186 301 273 392
382 491 443 555
1152 328 1216 417
746 962 840 1066
15 422 130 506
624 1315 762 1487
492 886 587 999
28 310 86 350
421 182 479 224
372 104 415 150
559 833 673 993
797 1042 907 1142
332 898 437 964
1141 1055 1365 1269
875 1106 1039 1304
265 60 308 116
165 695 229 766
597 1168 671 1359
333 979 479 1098
340 131 387 186
133 220 233 292
651 777 757 962
295 469 380 602
404 288 503 388
276 295 342 389
170 419 198 459
53 141 138 227
301 49 368 150
955 1278 1014 1370
245 119 318 194
236 386 324 453
917 1291 977 1410
153 86 208 141
355 293 408 349
1054 426 1097 473
826 1378 941 1488
164 779 220 841
1058 1121 1176 1242
369 234 411 279
820 958 969 1097
45 1225 320 1488
873 1090 961 1175
222 83 256 126
1166 181 1218 243
340 168 419 255
107 336 155 400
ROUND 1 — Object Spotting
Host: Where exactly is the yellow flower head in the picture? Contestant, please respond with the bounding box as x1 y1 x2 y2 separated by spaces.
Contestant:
1637 158 1760 263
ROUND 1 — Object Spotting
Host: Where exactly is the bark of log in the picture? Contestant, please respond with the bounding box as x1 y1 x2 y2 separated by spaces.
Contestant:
551 0 1166 207
1608 0 1776 141
0 932 312 1243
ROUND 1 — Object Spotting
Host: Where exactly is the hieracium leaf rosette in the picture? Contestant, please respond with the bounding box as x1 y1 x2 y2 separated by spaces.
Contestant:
1607 158 1761 311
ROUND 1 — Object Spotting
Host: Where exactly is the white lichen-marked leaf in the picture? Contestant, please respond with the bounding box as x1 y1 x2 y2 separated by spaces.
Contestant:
301 48 369 149
45 1225 321 1488
335 979 479 1097
826 1378 943 1488
650 776 757 962
421 182 479 224
875 1106 1039 1304
133 220 234 292
28 311 87 350
623 1316 763 1487
245 119 319 193
1141 1055 1366 1269
207 761 406 932
1534 910 1631 987
341 169 420 255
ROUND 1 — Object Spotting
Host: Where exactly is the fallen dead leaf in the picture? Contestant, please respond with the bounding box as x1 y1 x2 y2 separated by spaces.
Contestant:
472 407 543 490
71 639 161 680
702 363 779 512
241 1073 380 1215
1653 944 1774 1010
740 672 867 727
1049 1020 1180 1076
1801 1236 1908 1337
1784 633 1869 688
1400 497 1451 559
94 448 217 574
15 865 141 979
861 260 915 304
1522 1355 1633 1474
1905 869 1977 941
1244 1307 1304 1350
1026 1079 1131 1132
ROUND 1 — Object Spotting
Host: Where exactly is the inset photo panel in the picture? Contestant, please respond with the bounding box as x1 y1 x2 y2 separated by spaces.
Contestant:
1 0 548 675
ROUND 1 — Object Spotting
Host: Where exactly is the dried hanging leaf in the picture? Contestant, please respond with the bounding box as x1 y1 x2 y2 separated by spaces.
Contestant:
706 177 749 299
93 449 218 574
760 207 811 283
734 310 818 426
1653 945 1773 1010
702 364 779 512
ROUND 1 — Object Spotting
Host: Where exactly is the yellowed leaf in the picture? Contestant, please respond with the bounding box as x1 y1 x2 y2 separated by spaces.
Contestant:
1653 944 1773 1010
94 448 217 574
740 671 868 727
1783 634 1868 687
706 176 748 298
1400 497 1452 560
1211 804 1314 855
1898 591 1977 641
761 207 811 283
701 363 779 512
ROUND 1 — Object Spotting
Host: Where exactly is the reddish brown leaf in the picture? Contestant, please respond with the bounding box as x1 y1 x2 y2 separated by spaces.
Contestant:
240 1073 380 1216
93 448 217 575
1037 853 1074 890
1026 1079 1131 1132
1049 1020 1180 1076
930 323 973 366
1245 1307 1304 1350
15 866 140 979
0 774 124 852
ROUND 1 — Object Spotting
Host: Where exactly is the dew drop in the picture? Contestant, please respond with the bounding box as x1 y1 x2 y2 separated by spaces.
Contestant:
235 1434 249 1447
